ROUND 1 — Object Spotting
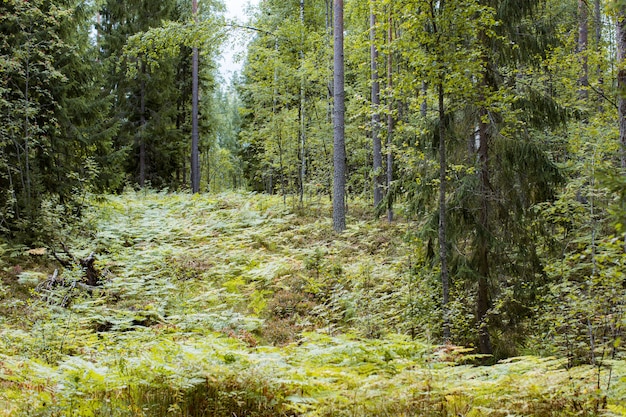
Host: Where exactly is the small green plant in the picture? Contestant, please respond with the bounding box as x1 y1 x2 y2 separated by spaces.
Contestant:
0 190 624 416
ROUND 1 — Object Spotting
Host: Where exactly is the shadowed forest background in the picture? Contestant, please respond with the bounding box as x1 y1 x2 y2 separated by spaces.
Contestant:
1 0 626 415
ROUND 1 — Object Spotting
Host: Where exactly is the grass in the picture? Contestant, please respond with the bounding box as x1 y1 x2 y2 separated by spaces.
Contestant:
0 190 624 416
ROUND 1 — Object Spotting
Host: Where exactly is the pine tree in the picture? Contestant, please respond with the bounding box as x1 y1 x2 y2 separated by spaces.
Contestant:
333 0 346 232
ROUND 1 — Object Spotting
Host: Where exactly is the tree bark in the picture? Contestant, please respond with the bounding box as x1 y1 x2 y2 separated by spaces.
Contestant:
477 106 493 355
386 10 394 222
325 0 333 125
578 0 589 100
333 0 346 232
300 0 307 206
23 54 32 213
594 0 603 106
438 81 451 343
618 10 626 168
191 0 200 193
371 5 383 208
139 60 147 187
594 0 601 48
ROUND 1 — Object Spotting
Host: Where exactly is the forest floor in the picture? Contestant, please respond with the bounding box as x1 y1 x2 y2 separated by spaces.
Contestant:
0 191 625 416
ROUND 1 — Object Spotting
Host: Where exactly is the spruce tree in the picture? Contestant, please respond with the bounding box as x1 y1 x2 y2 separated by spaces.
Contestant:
99 0 182 189
0 0 116 240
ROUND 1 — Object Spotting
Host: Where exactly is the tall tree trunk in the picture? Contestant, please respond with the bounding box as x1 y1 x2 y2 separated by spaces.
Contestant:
594 0 601 48
326 0 333 124
279 133 286 205
594 0 603 110
191 0 200 193
618 10 626 168
477 106 493 355
371 4 383 208
578 0 589 100
386 10 394 222
300 0 306 206
23 55 32 214
96 12 101 51
325 0 333 199
333 0 346 232
475 20 494 355
139 60 147 187
438 80 451 343
271 39 285 204
430 0 450 342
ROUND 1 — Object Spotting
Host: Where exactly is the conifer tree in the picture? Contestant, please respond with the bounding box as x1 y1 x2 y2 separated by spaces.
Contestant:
99 0 182 188
470 0 568 354
382 0 567 353
0 0 117 239
333 0 346 232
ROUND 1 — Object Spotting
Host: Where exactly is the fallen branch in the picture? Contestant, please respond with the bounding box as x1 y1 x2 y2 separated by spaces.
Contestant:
51 246 101 287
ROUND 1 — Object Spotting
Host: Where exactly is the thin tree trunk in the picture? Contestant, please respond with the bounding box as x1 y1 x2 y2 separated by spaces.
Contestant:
300 0 306 206
271 39 284 203
371 4 383 208
191 0 200 193
438 80 451 343
420 81 427 117
176 87 184 190
325 0 333 201
96 12 101 57
326 0 333 120
430 0 450 342
139 60 147 187
594 0 601 49
279 132 286 205
618 10 626 168
595 0 603 111
333 0 346 232
23 55 32 213
386 10 394 222
477 106 493 355
205 147 211 192
578 0 589 100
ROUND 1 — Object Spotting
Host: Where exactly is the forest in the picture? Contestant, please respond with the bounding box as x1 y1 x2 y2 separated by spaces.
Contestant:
1 0 626 415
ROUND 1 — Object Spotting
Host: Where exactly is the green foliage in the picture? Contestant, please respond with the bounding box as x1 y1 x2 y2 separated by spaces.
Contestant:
238 0 335 197
97 0 228 192
3 0 626 414
1 191 625 416
0 0 117 241
531 115 625 368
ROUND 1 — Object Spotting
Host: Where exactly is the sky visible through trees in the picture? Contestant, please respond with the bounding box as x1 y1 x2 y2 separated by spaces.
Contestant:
218 0 259 80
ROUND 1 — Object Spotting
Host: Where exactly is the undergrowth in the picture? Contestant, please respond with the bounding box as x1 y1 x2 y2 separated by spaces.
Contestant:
0 190 624 416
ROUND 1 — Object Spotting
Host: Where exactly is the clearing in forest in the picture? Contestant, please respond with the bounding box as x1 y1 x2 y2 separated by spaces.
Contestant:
0 191 624 416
